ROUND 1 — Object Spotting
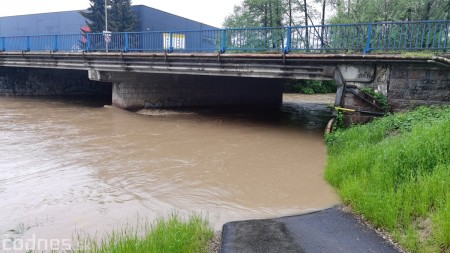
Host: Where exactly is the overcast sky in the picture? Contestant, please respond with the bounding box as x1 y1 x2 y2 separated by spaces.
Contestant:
0 0 242 28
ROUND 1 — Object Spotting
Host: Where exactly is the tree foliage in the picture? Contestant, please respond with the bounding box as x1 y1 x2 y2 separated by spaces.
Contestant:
80 0 138 33
109 0 138 32
224 0 450 29
329 0 450 23
224 0 329 28
80 0 106 33
223 0 285 28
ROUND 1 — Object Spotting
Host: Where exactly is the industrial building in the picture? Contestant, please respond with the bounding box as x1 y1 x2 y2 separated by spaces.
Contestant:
0 5 216 36
0 5 218 52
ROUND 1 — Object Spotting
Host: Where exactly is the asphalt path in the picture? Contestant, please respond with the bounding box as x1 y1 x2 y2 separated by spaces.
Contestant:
221 207 401 253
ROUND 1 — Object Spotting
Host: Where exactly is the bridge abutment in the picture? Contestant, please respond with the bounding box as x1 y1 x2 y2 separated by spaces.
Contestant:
387 64 450 111
89 71 283 110
0 67 111 96
335 63 450 124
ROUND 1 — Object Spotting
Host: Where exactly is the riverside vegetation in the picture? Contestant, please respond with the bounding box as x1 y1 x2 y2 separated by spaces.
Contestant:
285 80 337 94
325 106 450 252
76 214 213 253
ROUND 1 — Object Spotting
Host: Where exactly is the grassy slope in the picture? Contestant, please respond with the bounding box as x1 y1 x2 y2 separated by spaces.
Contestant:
78 214 214 253
325 106 450 252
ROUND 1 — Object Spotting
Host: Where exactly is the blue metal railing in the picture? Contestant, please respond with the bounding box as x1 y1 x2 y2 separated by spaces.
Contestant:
0 20 448 54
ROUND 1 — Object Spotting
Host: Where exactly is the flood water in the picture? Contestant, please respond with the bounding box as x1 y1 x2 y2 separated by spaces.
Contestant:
0 94 339 248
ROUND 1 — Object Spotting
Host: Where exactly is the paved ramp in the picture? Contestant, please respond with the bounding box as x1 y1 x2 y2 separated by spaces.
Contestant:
221 207 401 253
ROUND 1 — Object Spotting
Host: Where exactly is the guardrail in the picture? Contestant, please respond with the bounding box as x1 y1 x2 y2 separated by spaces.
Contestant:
1 20 449 54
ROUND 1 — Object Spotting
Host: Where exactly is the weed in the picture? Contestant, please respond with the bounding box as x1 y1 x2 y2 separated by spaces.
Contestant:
360 87 390 113
401 51 439 58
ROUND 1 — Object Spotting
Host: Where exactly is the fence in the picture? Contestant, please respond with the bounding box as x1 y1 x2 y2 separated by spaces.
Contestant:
1 20 449 54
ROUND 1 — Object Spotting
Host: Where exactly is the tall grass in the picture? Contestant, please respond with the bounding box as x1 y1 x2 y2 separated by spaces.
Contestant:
325 106 450 252
76 213 213 253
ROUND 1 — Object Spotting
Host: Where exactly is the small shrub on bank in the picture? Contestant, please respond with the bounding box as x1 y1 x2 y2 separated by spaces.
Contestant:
325 106 450 252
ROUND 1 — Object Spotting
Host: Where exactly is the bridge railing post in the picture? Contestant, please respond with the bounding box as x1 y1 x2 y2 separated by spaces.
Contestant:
53 35 58 52
284 27 292 54
444 21 449 52
364 23 373 54
86 34 91 52
220 29 227 53
26 36 30 52
168 32 174 53
1 37 5 51
124 32 129 52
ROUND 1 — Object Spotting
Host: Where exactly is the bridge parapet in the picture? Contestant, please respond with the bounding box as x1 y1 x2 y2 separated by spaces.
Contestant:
0 20 449 54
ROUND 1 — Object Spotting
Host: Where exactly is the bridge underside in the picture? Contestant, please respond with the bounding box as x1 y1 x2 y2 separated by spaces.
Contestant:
90 71 284 110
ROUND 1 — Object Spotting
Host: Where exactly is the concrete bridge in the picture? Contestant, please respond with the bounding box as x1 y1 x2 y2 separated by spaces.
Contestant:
1 20 449 123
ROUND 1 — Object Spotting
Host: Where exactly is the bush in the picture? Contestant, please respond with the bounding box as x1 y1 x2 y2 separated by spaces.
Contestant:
285 80 337 94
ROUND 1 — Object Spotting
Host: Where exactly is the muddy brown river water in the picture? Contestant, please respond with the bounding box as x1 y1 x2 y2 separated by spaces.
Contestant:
0 94 339 249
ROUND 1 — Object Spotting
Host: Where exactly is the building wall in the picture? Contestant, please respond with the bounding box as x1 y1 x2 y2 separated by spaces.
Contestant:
0 5 216 37
0 11 86 36
134 5 215 32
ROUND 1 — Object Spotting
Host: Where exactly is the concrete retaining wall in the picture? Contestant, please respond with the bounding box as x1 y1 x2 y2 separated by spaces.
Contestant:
0 67 111 96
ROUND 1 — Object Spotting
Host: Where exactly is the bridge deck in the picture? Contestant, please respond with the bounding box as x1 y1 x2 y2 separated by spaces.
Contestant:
0 52 448 80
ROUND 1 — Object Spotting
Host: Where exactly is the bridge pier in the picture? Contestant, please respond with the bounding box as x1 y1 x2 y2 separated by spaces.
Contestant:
89 70 283 110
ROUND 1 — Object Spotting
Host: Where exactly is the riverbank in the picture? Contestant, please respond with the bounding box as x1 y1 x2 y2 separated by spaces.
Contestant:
325 106 450 252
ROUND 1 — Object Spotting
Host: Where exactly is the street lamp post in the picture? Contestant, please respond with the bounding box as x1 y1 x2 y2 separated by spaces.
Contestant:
105 0 108 32
104 0 109 52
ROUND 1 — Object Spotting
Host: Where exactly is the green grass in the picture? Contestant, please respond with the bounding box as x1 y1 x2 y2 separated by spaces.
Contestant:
325 106 450 252
76 213 214 253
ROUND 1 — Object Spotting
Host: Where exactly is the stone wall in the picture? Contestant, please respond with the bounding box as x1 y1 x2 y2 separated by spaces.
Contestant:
388 64 450 111
103 72 283 110
0 67 111 96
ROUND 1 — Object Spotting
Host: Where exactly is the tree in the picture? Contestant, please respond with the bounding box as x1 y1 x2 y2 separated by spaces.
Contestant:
109 0 138 32
223 0 327 50
223 0 285 28
303 0 309 49
80 0 108 33
80 0 138 33
328 0 450 23
223 4 260 28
